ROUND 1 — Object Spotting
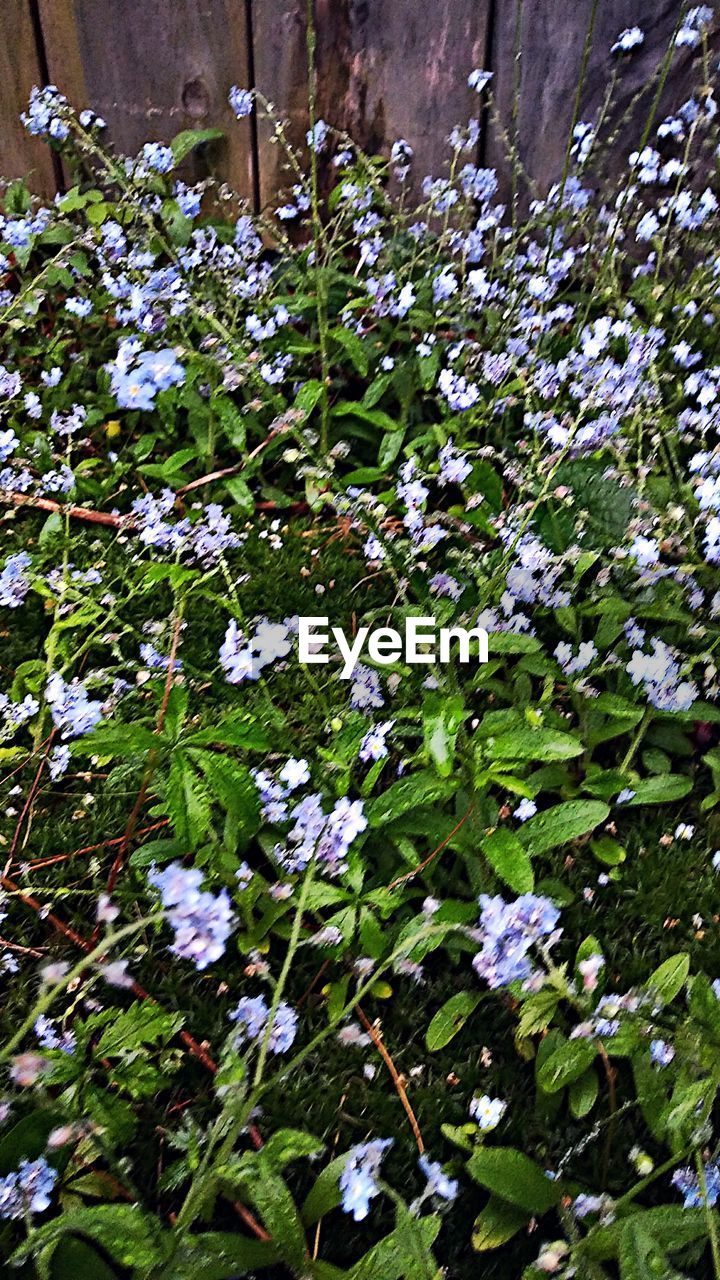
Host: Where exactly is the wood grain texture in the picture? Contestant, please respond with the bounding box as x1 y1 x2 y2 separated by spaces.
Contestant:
252 0 490 206
7 0 720 207
251 0 309 209
38 0 256 199
0 0 57 196
317 0 491 194
486 1 719 201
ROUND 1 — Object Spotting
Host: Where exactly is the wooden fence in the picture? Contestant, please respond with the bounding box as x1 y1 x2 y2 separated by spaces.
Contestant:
0 1 716 208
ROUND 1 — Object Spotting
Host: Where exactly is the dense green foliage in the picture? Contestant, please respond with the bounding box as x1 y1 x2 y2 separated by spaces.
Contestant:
2 12 720 1278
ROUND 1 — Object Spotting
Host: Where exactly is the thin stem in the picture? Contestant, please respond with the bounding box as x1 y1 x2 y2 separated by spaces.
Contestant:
0 914 161 1064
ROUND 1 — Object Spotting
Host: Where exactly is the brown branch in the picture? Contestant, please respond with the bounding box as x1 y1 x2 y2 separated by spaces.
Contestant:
1 490 128 528
176 421 290 496
22 820 169 872
354 1004 424 1154
598 1042 618 1185
387 804 475 890
296 957 331 1009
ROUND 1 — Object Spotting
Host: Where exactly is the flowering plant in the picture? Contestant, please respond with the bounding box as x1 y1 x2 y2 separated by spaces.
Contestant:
2 7 720 1278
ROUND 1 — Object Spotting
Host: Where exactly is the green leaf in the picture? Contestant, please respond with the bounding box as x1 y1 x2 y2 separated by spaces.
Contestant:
481 828 534 893
302 1154 348 1226
618 1220 670 1279
367 770 457 827
585 1207 707 1262
10 1205 169 1271
632 1051 669 1142
330 326 368 376
162 1233 278 1278
224 476 254 513
95 1004 184 1058
466 1147 562 1214
350 1214 440 1280
0 1110 62 1175
262 1129 324 1169
536 1039 598 1093
569 1068 599 1118
295 379 325 415
517 800 609 855
422 693 464 777
70 723 159 757
222 1155 306 1270
471 1195 528 1252
378 428 405 469
192 753 261 830
128 836 185 869
426 991 481 1050
487 727 583 763
39 511 64 545
624 775 692 805
591 835 626 866
49 1238 117 1280
186 714 271 750
689 973 720 1041
647 953 690 1005
170 127 224 163
517 987 560 1038
331 400 399 433
165 752 212 847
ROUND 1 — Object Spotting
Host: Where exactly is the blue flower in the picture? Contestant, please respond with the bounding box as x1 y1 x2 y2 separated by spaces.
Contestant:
672 1161 720 1208
417 1155 458 1203
0 1158 57 1219
473 893 561 990
149 862 235 970
229 994 298 1054
0 553 31 608
612 27 644 55
21 85 70 141
307 119 329 153
339 1139 392 1221
45 674 103 738
650 1039 675 1068
141 143 175 174
64 296 93 317
229 86 254 118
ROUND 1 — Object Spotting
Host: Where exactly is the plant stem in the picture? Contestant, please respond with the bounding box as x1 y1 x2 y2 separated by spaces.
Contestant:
0 914 161 1064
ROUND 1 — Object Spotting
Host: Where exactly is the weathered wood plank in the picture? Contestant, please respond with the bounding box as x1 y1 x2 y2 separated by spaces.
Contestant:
320 0 491 192
0 0 57 196
487 1 718 202
253 0 491 206
38 0 256 200
251 0 309 209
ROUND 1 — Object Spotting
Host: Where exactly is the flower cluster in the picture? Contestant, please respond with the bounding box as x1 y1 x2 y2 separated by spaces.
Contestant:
472 894 562 989
339 1138 393 1221
228 994 298 1054
149 863 235 970
0 1158 57 1219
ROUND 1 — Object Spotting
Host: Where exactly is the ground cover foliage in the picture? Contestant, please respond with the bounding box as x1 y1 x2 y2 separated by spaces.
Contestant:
3 6 720 1278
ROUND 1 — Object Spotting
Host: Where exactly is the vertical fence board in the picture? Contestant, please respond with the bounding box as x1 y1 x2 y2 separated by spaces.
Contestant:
251 0 309 209
38 0 256 199
252 0 491 208
487 1 714 202
0 0 57 196
318 0 491 193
